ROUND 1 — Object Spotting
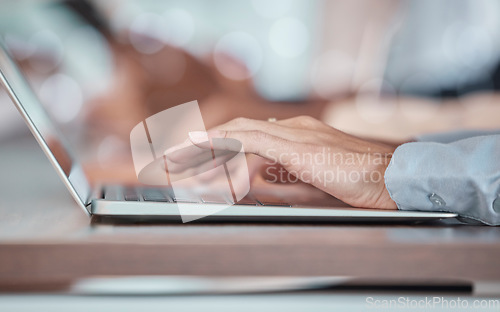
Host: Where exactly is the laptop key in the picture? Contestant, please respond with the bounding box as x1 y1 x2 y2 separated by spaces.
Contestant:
103 185 121 201
171 189 200 203
253 194 291 207
124 193 140 201
142 194 172 202
200 193 230 204
173 197 200 203
235 195 260 206
141 188 173 202
124 187 140 201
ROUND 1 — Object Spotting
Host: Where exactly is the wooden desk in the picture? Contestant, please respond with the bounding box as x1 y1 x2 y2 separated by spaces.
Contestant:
1 135 500 290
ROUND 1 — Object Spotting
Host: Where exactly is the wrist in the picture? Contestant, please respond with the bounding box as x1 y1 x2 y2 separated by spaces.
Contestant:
372 150 397 209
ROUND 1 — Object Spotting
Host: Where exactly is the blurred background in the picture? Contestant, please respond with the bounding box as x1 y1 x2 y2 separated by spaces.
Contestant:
1 0 500 183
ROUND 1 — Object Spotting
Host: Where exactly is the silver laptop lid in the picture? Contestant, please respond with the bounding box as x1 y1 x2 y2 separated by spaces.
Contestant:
0 39 92 215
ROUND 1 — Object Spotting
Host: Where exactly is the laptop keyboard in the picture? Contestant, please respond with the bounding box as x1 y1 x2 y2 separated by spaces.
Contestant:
141 188 173 202
105 186 291 207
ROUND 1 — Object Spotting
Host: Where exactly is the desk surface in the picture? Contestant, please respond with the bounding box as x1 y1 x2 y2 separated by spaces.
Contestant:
1 135 500 288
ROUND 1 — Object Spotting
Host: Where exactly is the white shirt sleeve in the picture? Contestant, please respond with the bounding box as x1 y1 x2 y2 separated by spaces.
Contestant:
384 134 500 225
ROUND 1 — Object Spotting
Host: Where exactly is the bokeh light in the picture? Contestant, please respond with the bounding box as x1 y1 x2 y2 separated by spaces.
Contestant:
269 17 309 59
64 26 113 98
39 73 83 123
214 32 263 80
442 23 493 70
28 29 64 73
163 8 195 48
129 12 167 54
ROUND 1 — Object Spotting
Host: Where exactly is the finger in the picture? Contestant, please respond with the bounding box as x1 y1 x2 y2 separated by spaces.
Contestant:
164 139 203 163
189 129 298 166
164 133 245 183
166 145 236 170
276 116 385 149
168 116 330 165
209 118 317 143
164 134 239 168
168 154 231 182
167 150 237 179
275 116 334 133
165 142 213 165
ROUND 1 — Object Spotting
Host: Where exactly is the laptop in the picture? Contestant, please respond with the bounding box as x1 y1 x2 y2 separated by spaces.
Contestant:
0 40 457 223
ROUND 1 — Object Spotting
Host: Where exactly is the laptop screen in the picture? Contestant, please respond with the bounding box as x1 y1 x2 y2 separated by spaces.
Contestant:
0 39 92 212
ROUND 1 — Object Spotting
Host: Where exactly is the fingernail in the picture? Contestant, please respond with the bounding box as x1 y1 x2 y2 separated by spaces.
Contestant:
188 131 208 144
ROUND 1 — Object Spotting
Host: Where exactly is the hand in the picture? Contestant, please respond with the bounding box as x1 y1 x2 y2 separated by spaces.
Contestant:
185 116 398 209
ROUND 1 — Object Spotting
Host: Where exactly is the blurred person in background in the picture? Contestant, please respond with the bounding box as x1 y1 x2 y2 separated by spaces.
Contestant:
1 0 499 148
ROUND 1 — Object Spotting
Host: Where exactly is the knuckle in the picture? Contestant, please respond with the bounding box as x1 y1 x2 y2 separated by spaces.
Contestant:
248 130 266 141
315 132 332 142
232 117 249 125
295 115 317 127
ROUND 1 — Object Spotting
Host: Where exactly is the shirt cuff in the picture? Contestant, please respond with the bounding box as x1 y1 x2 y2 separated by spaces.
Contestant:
416 129 500 143
384 139 500 225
